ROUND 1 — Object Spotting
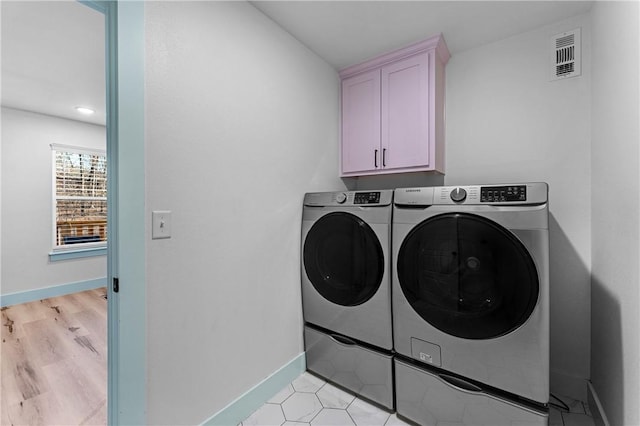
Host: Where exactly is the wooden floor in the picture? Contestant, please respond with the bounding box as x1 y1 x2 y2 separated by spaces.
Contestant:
1 288 107 426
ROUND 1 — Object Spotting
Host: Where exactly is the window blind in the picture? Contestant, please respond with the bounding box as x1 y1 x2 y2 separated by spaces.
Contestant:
53 147 107 248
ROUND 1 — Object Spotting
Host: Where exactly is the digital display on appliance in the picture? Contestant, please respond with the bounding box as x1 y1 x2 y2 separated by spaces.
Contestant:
481 186 526 202
354 192 381 204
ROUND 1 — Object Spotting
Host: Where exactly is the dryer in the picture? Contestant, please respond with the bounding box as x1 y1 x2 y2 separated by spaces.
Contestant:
301 190 394 409
392 183 549 424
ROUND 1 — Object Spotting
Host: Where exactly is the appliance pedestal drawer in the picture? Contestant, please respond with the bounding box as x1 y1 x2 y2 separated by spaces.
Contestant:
395 358 548 426
304 325 394 409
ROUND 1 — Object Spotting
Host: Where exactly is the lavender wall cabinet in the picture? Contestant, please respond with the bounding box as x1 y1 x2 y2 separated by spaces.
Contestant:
340 34 450 177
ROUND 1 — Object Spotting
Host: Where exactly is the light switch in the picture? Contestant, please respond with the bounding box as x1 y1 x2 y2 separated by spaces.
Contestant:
152 211 172 239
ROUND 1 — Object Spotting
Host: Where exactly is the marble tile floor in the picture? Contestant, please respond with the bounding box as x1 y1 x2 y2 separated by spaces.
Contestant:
240 371 596 426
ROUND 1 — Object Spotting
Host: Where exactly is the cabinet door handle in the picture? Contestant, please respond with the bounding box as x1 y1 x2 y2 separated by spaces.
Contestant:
374 149 378 168
383 148 386 167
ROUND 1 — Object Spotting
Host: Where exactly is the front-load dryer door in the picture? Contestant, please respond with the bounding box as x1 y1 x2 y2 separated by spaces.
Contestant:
397 212 539 340
304 212 383 306
302 211 392 349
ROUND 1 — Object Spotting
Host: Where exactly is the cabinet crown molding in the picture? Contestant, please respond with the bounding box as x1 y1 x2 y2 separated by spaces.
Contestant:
339 33 450 79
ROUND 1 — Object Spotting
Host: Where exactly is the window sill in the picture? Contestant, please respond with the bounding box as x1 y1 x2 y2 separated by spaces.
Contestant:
49 246 107 262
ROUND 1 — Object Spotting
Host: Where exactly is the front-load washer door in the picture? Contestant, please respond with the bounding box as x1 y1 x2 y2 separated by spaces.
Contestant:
304 212 384 307
397 212 539 340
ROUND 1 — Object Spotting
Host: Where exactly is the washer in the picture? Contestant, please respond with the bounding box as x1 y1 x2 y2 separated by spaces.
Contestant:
301 190 394 409
392 183 549 421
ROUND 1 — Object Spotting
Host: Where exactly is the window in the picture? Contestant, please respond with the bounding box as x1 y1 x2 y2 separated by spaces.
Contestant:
52 144 107 250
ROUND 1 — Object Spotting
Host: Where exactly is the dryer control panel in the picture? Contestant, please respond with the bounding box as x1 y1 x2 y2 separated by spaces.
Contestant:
480 185 526 203
354 192 381 204
304 190 393 207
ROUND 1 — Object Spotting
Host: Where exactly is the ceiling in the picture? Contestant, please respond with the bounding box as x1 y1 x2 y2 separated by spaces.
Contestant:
1 1 593 127
252 1 594 69
1 1 105 126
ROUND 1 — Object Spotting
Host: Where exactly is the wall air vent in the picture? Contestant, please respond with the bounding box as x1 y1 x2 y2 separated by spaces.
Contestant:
551 28 581 81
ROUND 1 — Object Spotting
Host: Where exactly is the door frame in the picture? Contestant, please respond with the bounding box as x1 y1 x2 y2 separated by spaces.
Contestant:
80 1 146 424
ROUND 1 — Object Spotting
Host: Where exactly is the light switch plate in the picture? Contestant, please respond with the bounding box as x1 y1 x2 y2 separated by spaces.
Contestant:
152 211 172 239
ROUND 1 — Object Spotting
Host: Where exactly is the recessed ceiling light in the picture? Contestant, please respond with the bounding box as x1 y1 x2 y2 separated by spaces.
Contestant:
75 106 95 115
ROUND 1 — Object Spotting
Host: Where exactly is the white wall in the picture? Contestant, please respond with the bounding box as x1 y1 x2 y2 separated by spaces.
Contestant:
144 2 344 424
1 107 107 295
590 2 640 425
445 15 592 399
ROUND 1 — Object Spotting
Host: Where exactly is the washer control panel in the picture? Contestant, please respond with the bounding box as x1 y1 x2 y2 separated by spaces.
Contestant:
394 183 547 206
481 185 526 203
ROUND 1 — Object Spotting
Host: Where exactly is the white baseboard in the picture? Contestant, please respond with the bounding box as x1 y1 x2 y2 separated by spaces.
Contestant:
587 381 610 426
0 278 107 307
201 353 306 426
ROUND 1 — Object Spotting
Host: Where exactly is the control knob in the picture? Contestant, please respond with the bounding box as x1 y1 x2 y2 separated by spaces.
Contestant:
450 187 467 202
336 193 347 204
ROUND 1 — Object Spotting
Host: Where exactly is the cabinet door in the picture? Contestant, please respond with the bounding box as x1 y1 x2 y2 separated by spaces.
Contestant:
381 52 430 170
341 70 381 174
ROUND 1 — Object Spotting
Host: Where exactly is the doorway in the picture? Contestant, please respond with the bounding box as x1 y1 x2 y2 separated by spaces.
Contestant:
1 1 110 424
2 1 146 423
